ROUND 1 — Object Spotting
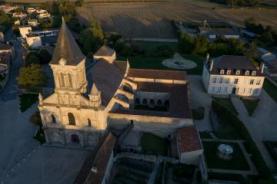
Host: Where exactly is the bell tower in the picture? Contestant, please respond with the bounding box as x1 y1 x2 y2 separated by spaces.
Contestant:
50 18 87 94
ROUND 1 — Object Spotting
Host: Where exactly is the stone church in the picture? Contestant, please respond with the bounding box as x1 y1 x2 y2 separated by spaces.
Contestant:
38 20 195 147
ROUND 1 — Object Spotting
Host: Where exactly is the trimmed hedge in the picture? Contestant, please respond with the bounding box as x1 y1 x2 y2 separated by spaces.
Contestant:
212 100 275 184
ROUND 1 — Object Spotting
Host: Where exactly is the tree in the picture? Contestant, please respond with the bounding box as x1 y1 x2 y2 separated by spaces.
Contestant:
178 33 194 54
0 10 12 32
79 19 104 54
17 64 47 90
38 49 52 65
192 36 209 56
25 52 40 66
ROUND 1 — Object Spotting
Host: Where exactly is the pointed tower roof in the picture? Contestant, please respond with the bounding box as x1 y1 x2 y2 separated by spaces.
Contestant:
50 18 85 65
90 83 100 96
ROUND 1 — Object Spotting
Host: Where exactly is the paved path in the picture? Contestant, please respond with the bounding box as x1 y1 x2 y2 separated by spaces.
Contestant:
231 93 276 171
188 75 213 132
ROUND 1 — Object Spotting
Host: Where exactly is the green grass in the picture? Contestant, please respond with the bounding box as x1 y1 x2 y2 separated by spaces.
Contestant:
140 133 168 156
264 141 277 165
19 93 38 112
203 141 250 170
213 97 237 115
241 98 259 116
263 79 277 102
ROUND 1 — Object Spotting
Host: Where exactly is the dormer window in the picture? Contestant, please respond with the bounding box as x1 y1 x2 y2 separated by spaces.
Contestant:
252 71 256 76
226 70 231 75
245 70 250 76
220 69 225 75
235 70 240 75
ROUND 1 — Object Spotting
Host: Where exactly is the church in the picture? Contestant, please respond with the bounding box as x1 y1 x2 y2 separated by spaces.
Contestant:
38 20 195 147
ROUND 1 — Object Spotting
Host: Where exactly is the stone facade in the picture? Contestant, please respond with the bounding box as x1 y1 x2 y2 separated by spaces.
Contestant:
202 55 265 97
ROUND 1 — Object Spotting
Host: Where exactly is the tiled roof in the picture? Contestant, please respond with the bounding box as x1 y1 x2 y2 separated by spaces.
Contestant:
84 133 117 184
112 82 192 119
128 69 186 81
176 126 202 153
50 18 85 65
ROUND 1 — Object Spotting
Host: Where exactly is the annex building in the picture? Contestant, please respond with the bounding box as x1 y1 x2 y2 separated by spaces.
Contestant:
202 55 265 97
38 20 197 150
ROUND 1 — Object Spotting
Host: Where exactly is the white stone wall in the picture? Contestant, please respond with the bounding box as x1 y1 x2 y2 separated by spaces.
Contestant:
26 36 42 48
205 73 264 97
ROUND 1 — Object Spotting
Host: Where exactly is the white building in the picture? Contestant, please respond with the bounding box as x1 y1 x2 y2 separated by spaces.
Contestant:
26 35 42 48
19 26 32 39
202 55 265 97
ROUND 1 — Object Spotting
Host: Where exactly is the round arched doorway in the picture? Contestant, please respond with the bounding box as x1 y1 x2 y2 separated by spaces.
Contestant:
71 134 80 144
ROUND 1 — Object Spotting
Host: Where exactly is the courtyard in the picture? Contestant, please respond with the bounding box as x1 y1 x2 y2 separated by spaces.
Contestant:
0 98 89 184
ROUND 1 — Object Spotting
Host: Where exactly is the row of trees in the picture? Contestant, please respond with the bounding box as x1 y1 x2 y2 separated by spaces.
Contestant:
245 18 277 47
0 10 12 32
210 0 261 7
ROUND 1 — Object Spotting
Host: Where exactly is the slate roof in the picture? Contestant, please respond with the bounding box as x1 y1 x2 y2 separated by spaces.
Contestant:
50 18 85 65
213 55 257 70
94 45 115 57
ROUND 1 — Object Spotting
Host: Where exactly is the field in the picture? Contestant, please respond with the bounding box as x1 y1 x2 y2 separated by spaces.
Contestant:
4 0 277 38
77 0 277 38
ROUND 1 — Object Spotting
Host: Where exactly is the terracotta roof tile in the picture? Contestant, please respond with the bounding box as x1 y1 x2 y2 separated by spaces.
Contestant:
176 127 202 153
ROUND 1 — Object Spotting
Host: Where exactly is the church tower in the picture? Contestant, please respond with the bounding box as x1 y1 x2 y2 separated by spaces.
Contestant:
50 18 87 95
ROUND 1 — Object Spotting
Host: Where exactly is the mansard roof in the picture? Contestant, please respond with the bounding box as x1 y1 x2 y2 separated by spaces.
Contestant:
213 55 257 70
50 18 85 65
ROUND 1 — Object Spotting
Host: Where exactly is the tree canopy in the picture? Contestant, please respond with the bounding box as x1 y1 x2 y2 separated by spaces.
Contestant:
79 19 104 54
0 10 12 32
17 64 47 90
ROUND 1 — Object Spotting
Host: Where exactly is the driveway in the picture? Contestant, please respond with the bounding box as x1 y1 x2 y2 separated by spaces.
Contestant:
188 75 213 132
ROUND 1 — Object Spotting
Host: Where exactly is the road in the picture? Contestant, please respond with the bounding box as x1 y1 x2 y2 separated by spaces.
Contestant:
0 37 23 102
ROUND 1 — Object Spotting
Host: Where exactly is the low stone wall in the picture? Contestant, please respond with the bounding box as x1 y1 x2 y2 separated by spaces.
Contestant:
108 113 193 137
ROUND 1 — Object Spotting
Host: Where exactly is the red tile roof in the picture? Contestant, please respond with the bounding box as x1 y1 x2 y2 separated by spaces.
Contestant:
176 127 202 153
128 69 186 81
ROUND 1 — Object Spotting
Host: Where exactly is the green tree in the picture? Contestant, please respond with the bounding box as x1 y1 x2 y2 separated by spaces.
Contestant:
0 10 12 32
25 52 40 66
178 33 194 54
17 64 47 90
192 36 209 56
79 19 104 54
38 49 52 65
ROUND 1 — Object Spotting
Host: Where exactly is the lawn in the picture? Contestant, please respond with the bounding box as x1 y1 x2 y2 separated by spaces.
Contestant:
213 97 237 115
19 93 38 112
263 79 277 102
241 98 259 116
140 133 168 156
203 141 250 170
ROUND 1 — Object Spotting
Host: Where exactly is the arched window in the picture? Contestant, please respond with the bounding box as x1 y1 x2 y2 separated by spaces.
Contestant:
135 98 140 105
71 134 80 144
142 99 147 105
51 115 56 124
157 99 162 106
68 113 76 125
164 100 169 107
150 99 155 105
88 119 92 127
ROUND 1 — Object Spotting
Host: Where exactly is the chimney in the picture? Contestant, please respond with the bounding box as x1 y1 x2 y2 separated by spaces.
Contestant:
209 59 214 72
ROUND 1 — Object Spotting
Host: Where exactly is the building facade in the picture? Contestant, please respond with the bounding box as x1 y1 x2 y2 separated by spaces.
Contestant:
202 55 265 97
39 19 197 149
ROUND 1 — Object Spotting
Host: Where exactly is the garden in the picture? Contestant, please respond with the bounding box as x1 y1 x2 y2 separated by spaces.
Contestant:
203 141 250 170
111 158 154 184
140 133 168 156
